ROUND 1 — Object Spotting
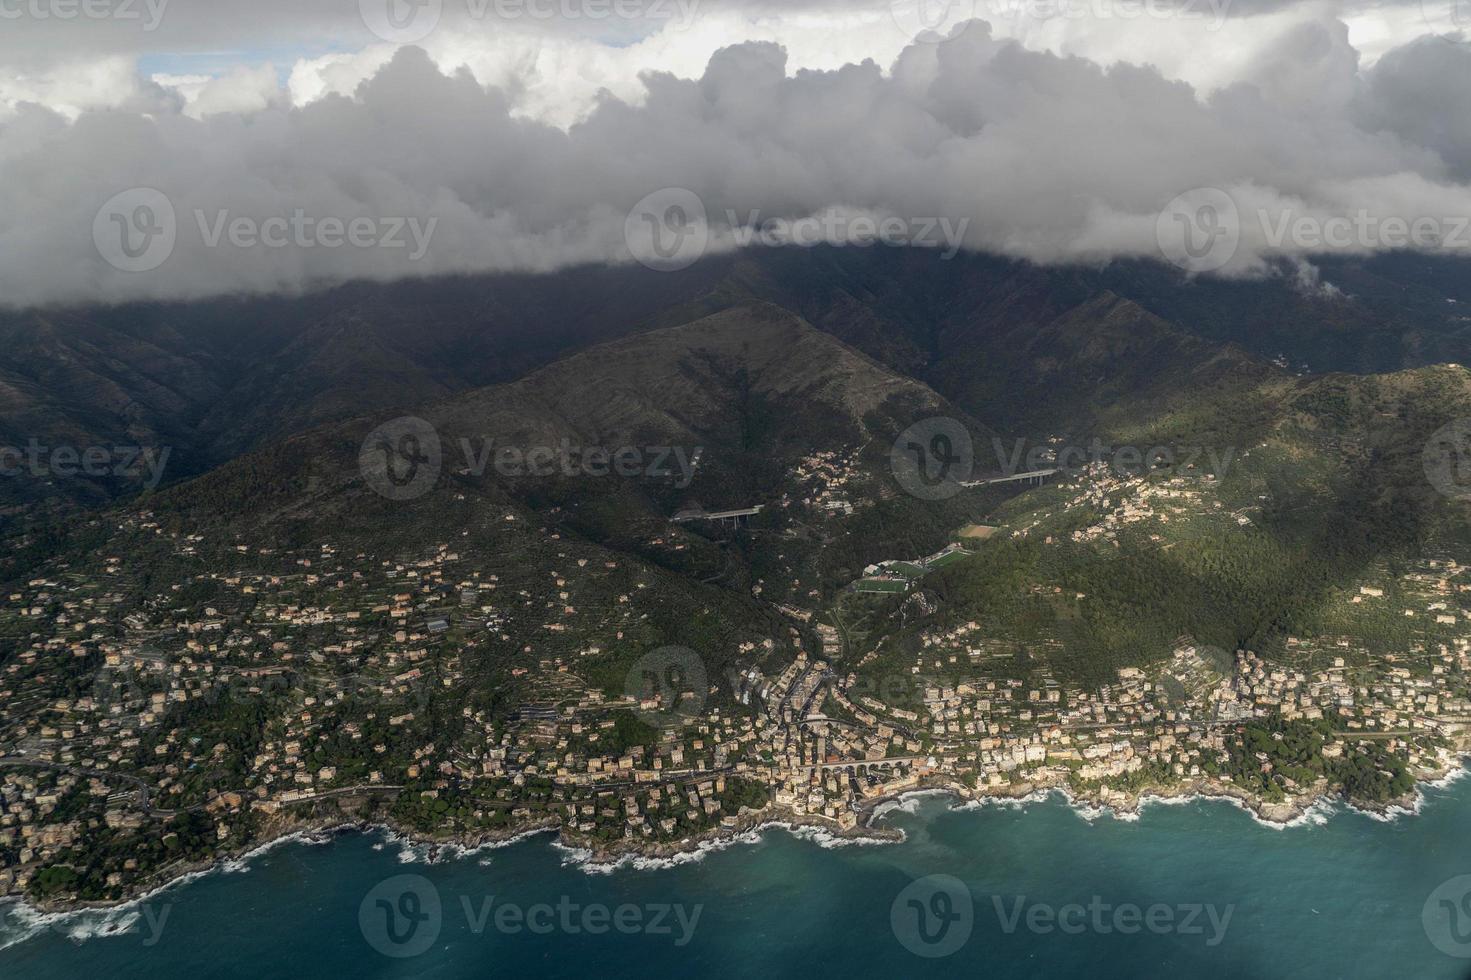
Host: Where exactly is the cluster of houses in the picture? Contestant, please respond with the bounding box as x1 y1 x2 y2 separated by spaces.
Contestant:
5 471 1471 900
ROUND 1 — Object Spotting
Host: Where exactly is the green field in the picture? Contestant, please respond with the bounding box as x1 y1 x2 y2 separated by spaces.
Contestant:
924 549 970 571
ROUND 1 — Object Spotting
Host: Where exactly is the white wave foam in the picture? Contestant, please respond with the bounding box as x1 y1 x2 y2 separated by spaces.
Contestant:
551 842 594 868
562 818 897 875
447 827 556 863
784 824 891 849
1425 758 1471 792
0 899 148 952
10 754 1468 951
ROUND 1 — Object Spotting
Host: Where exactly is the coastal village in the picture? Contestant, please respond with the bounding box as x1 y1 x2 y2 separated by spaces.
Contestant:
2 458 1471 907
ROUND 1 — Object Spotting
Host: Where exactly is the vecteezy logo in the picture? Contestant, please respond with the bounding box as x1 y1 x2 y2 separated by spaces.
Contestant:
624 188 709 272
359 416 442 501
1156 187 1240 274
360 874 442 958
93 188 176 273
891 874 973 958
1424 875 1471 957
360 0 442 43
1424 419 1471 502
624 646 708 726
890 0 979 42
890 417 974 500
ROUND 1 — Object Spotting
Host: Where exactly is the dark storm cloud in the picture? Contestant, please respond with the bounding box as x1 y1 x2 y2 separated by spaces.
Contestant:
5 16 1471 306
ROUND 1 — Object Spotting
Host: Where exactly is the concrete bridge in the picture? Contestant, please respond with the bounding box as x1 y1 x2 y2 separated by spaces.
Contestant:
961 469 1058 488
672 505 765 528
792 756 928 776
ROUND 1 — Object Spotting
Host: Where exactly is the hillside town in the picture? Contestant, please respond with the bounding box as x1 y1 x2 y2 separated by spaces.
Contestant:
3 494 1470 906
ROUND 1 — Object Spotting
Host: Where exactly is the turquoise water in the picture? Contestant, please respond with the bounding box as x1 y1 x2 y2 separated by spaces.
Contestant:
7 779 1471 979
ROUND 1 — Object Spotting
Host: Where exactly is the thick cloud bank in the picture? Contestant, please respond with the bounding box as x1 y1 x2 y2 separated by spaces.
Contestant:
6 19 1471 307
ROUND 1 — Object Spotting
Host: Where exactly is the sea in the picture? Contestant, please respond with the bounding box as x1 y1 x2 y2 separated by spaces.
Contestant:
6 775 1471 979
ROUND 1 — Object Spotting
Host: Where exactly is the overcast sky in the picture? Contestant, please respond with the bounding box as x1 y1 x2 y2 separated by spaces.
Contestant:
2 0 1470 306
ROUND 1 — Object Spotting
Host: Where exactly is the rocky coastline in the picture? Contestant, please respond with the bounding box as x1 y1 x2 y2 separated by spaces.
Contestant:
8 752 1466 919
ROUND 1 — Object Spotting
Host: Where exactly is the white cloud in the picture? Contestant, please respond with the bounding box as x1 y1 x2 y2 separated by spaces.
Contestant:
0 0 1438 124
4 10 1471 307
154 63 284 118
